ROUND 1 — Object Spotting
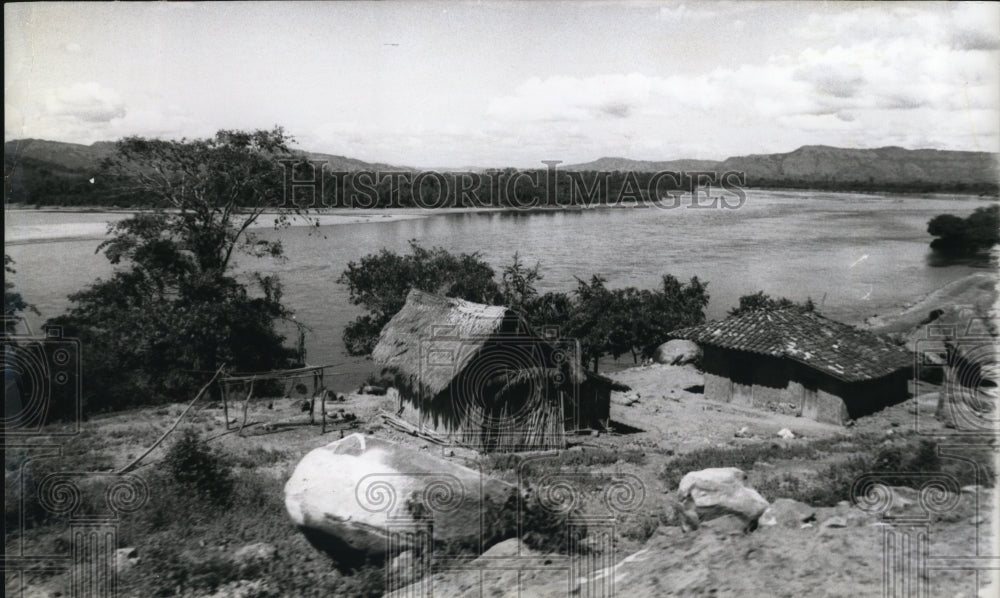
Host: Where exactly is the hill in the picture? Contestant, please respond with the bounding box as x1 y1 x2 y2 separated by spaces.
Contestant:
719 145 999 186
564 145 998 193
5 138 998 206
563 156 720 172
2 138 403 206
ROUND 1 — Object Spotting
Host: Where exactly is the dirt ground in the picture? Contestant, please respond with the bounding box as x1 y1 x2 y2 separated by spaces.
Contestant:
5 363 997 597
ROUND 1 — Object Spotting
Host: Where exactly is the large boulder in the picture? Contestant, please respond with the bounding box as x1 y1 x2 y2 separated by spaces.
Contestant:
676 468 769 531
654 340 702 366
284 434 517 565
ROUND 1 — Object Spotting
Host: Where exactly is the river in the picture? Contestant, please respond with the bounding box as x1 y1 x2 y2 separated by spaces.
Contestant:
5 190 994 388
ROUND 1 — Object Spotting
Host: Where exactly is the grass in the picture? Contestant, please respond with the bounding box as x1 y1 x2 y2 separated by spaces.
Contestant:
116 433 387 597
664 434 998 507
6 428 386 598
483 447 646 484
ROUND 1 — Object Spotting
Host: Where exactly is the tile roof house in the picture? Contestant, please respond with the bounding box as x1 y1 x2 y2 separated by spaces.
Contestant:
669 309 913 424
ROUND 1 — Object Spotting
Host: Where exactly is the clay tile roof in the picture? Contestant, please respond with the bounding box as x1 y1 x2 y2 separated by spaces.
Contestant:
669 309 912 382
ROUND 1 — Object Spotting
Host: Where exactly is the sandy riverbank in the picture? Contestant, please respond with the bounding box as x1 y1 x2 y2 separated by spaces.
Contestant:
3 207 508 244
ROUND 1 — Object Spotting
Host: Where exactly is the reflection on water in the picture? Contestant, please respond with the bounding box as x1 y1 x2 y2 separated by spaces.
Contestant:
5 192 996 388
924 249 995 268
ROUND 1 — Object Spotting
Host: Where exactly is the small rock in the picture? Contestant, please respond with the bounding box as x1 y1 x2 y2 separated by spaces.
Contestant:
116 547 139 575
961 485 983 495
734 426 750 438
970 515 986 525
759 498 816 528
821 516 848 529
677 467 769 528
777 428 795 440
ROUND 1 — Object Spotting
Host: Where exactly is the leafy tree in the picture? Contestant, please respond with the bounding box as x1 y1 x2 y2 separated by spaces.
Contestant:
48 128 304 411
729 291 816 317
4 254 38 334
500 253 542 314
632 275 710 359
927 205 999 254
340 245 710 372
338 241 501 355
565 275 618 372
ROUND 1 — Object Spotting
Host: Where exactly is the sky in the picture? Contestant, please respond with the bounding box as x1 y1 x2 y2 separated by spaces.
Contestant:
5 1 1000 168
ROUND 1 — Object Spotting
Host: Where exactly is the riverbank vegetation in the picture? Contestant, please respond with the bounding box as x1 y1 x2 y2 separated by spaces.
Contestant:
927 204 999 255
39 129 309 414
339 244 709 372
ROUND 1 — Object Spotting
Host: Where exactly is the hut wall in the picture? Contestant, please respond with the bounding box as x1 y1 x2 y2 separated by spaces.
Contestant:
841 369 911 419
748 354 796 410
696 343 911 425
702 346 733 402
572 383 611 431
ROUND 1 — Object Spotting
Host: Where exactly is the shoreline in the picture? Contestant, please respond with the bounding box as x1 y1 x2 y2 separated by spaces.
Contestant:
4 208 510 245
5 190 996 245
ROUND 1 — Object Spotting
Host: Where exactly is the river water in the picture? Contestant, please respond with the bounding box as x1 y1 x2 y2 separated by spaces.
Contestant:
5 190 994 388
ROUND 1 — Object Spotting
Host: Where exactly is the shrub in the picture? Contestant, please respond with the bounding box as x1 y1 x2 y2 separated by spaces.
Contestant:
163 428 234 506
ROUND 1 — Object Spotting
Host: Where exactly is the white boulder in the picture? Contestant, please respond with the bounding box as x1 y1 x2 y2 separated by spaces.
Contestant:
654 340 703 366
677 467 770 530
284 434 517 564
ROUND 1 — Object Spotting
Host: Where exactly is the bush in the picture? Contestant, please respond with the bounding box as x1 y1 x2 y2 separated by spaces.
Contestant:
163 428 234 507
757 438 993 507
928 204 999 254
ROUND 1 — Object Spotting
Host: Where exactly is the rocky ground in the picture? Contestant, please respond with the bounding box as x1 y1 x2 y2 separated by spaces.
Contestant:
7 362 997 597
6 269 999 597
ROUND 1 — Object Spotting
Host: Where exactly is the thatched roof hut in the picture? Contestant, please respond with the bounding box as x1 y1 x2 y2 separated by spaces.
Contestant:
372 289 626 451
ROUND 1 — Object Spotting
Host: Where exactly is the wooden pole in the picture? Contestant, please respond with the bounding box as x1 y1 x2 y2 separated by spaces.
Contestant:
222 382 230 430
321 388 327 434
238 379 255 436
118 364 226 474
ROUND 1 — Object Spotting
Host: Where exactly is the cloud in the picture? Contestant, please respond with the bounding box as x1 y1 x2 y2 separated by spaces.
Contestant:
656 4 719 22
44 82 125 123
476 6 999 164
793 64 866 99
486 73 657 123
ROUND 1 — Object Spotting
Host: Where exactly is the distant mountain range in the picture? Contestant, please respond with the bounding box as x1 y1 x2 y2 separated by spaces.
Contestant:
4 138 998 205
567 145 999 185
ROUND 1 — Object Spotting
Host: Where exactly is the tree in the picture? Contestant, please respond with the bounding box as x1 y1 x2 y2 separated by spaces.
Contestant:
48 128 304 411
927 205 999 254
729 291 816 317
338 241 501 355
4 254 38 334
632 275 710 359
500 253 542 314
565 275 617 372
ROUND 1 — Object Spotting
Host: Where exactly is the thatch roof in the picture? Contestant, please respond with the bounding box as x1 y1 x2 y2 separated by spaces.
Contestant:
373 289 605 399
670 309 912 382
372 289 518 397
